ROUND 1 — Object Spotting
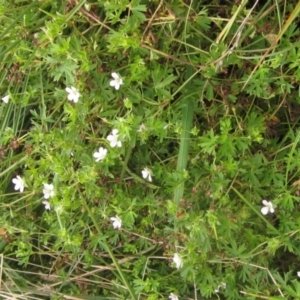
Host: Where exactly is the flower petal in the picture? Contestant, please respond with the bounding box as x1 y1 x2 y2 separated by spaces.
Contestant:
107 135 113 142
261 206 269 215
112 129 119 135
111 72 118 79
2 95 9 103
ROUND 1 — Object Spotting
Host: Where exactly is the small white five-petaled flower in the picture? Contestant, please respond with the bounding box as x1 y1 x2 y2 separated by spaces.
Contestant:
261 200 274 215
214 282 226 293
65 86 81 103
110 215 122 229
12 176 25 192
173 253 183 269
42 200 51 210
107 129 122 148
137 123 146 132
142 167 152 182
43 183 55 199
109 72 123 90
93 147 107 162
169 293 179 300
2 95 9 103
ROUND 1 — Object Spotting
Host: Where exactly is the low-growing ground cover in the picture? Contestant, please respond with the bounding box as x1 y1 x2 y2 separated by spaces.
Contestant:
1 0 300 299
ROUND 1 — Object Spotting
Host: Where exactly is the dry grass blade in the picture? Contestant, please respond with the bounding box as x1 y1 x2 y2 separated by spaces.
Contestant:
242 1 300 90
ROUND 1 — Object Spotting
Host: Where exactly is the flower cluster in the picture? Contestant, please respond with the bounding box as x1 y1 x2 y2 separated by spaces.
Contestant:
65 73 123 105
12 74 144 231
42 183 55 210
11 177 55 211
65 79 124 161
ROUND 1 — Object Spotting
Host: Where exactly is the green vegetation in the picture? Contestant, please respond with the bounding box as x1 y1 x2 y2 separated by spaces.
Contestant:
1 0 300 299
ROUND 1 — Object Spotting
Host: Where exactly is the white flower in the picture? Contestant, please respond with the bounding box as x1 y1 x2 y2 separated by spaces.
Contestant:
215 282 226 293
169 293 179 300
107 129 122 148
42 200 51 210
65 86 81 103
297 271 300 277
43 183 54 199
142 167 152 182
93 147 107 162
12 176 25 192
110 215 122 229
137 123 146 132
261 200 274 215
109 72 123 90
173 253 183 269
2 95 9 103
221 282 226 289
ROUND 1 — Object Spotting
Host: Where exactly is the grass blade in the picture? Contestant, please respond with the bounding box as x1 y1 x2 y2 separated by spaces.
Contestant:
173 99 194 207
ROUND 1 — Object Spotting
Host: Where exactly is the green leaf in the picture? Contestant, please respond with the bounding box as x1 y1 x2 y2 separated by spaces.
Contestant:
199 129 219 155
155 74 177 89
